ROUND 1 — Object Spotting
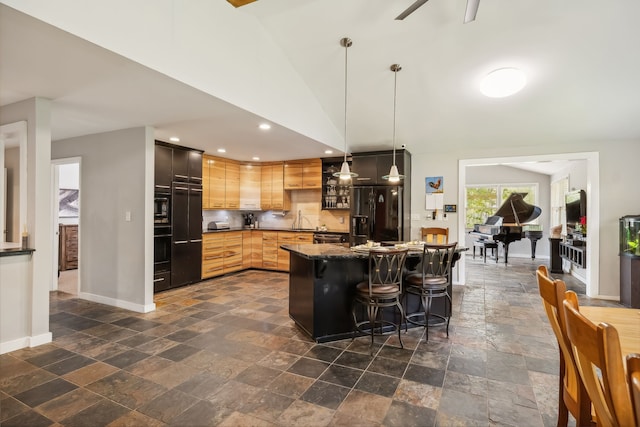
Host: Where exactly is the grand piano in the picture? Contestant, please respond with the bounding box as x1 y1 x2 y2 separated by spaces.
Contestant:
470 192 543 264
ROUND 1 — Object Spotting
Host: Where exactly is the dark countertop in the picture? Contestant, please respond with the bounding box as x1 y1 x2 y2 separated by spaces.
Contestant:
202 228 348 234
280 243 359 259
281 243 469 261
0 247 35 258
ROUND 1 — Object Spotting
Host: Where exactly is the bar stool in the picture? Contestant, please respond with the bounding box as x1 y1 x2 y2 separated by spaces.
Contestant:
404 242 457 340
352 247 408 348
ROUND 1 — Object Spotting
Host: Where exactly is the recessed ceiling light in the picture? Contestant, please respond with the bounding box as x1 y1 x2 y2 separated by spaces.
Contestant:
324 150 333 154
252 156 260 161
259 123 271 130
169 136 180 142
217 148 226 153
480 68 526 98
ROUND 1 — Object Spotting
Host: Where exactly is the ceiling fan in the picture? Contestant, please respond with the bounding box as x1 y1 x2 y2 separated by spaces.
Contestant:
226 0 479 23
395 0 480 23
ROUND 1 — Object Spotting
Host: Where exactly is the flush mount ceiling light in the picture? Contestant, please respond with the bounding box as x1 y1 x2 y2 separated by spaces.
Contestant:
333 37 358 181
480 67 526 98
382 64 405 183
169 136 180 142
324 150 333 154
217 148 226 153
259 123 271 130
252 156 260 161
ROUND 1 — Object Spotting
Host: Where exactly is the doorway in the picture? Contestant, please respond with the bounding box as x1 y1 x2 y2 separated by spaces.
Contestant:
51 158 81 295
458 152 599 297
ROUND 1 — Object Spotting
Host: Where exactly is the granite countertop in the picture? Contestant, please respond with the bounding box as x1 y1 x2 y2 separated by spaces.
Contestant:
280 243 362 259
281 243 469 261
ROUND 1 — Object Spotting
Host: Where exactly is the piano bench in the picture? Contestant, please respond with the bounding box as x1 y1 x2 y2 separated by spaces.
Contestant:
473 240 498 263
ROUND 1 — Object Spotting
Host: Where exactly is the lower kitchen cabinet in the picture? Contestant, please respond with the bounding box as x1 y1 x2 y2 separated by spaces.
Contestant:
277 231 314 271
242 230 252 269
262 231 279 270
202 230 315 277
202 233 224 279
223 231 243 274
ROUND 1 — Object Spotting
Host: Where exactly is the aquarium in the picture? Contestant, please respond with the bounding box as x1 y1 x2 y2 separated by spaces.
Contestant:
619 215 640 257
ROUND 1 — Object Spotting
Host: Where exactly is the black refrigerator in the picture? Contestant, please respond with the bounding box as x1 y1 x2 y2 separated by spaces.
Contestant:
350 186 404 245
171 181 202 288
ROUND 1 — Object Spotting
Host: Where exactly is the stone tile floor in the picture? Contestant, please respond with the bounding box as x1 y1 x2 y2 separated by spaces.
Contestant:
0 256 621 426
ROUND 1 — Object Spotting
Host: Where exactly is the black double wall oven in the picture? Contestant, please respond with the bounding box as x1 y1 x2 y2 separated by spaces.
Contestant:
154 142 203 293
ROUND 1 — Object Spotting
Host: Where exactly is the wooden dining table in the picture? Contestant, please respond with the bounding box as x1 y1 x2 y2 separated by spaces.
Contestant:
579 306 640 358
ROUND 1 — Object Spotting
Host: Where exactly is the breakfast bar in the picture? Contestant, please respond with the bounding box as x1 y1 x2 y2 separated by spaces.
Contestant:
281 243 461 342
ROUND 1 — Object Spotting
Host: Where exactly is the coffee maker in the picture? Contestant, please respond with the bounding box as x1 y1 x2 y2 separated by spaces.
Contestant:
243 213 255 228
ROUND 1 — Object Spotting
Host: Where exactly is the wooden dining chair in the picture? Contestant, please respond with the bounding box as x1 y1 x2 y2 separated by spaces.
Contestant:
627 353 640 426
562 293 635 427
420 227 449 244
536 266 594 427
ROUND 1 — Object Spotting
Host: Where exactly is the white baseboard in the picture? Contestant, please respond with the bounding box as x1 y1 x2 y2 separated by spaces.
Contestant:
1 332 52 355
78 292 155 313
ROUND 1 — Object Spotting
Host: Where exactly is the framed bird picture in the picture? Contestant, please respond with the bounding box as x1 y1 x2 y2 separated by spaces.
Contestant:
425 176 443 194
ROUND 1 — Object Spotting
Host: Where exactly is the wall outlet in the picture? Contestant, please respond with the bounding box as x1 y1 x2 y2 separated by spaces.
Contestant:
125 211 131 222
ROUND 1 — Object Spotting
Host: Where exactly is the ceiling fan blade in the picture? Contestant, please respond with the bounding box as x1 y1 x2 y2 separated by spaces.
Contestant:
227 0 257 7
395 0 430 20
464 0 480 23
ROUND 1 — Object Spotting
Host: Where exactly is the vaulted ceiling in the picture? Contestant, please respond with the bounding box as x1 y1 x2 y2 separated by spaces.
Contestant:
1 1 639 166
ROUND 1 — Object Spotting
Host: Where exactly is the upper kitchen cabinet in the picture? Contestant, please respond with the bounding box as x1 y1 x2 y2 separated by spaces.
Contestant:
202 155 225 209
172 145 202 184
240 163 261 210
351 149 410 186
155 144 173 189
261 162 290 211
284 158 322 190
225 160 240 209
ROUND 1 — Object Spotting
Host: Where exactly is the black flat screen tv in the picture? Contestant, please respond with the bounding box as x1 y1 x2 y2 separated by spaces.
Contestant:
565 190 586 231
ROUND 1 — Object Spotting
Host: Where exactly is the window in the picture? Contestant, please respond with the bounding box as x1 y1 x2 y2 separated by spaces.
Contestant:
465 183 538 228
550 177 569 231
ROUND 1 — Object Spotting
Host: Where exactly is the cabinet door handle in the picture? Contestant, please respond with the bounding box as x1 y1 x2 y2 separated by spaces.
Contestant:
190 239 202 243
174 186 189 191
153 277 165 282
174 240 188 244
175 174 189 179
155 185 171 189
191 188 203 192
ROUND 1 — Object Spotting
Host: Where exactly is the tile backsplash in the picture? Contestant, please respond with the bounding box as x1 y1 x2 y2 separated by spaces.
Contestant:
202 190 349 232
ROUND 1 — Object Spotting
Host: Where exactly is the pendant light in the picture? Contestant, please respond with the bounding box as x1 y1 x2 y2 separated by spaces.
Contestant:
382 63 404 183
333 37 358 181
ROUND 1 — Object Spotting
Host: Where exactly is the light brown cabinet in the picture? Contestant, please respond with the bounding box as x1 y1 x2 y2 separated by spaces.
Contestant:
262 231 279 270
202 233 224 278
203 155 225 209
239 163 261 210
224 160 240 209
242 230 252 269
223 231 243 273
284 158 322 190
201 230 314 275
276 231 313 271
59 224 78 271
261 162 290 211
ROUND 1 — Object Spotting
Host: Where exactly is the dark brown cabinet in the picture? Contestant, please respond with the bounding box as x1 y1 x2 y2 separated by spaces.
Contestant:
59 224 78 271
351 149 410 186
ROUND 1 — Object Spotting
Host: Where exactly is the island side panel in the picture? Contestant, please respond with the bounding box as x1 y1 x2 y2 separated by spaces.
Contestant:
288 252 367 342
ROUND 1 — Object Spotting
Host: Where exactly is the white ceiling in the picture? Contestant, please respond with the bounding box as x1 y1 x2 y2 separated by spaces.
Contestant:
1 1 640 170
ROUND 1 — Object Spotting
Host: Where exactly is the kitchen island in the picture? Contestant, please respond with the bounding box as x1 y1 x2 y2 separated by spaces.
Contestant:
281 243 462 343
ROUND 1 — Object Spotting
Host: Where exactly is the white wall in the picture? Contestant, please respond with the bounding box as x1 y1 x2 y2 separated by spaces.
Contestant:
52 127 155 313
0 97 53 353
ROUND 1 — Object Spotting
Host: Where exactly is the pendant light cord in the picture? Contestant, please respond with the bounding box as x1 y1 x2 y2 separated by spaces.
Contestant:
343 39 349 163
392 65 398 165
